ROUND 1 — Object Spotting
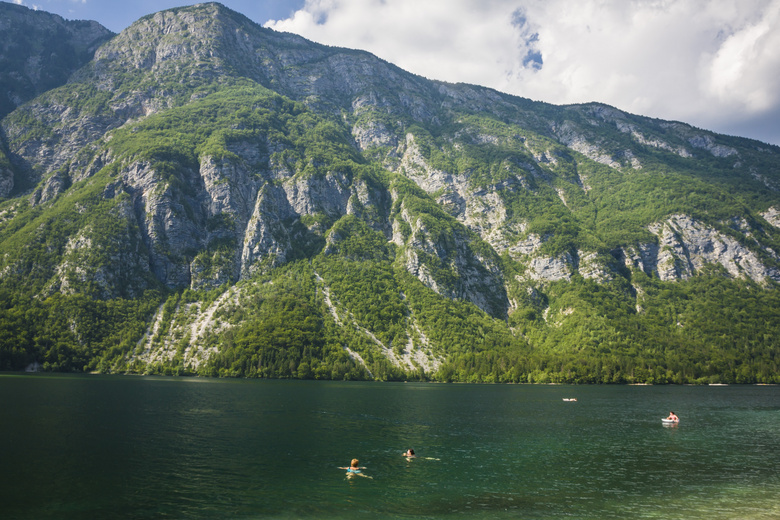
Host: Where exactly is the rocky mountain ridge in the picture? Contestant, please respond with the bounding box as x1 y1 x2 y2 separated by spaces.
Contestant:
0 3 112 119
1 3 779 381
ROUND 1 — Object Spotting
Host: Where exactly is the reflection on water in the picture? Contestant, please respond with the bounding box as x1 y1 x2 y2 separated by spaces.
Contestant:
1 375 779 519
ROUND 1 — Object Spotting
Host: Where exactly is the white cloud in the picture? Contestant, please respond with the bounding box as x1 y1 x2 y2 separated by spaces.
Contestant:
706 1 780 111
267 0 780 145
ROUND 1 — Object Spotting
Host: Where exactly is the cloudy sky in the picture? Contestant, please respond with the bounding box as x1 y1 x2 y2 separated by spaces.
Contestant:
7 0 780 146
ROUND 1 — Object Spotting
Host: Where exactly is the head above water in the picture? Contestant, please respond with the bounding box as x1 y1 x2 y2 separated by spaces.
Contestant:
350 459 359 467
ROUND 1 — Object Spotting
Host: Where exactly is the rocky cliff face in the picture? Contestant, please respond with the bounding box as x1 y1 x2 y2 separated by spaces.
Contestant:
614 215 779 284
0 2 112 119
0 3 112 197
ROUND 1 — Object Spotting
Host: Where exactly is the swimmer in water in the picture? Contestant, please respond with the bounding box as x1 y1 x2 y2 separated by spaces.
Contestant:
339 459 372 478
403 448 440 461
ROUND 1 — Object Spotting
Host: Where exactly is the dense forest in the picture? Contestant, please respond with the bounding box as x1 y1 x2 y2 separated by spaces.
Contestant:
3 246 779 384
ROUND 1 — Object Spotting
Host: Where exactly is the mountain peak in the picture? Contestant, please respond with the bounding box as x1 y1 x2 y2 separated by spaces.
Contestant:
94 2 255 71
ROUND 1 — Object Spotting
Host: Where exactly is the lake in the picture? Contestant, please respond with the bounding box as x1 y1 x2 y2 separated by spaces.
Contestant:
1 375 778 519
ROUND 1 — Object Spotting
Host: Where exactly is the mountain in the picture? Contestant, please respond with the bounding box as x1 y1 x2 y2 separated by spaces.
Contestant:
1 2 779 383
0 3 113 120
0 2 113 197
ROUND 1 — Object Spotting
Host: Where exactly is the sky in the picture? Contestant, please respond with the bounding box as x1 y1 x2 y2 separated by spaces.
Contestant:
6 0 780 146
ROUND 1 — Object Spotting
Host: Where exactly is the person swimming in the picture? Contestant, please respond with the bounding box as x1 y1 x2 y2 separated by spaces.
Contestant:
665 411 679 422
339 459 371 478
402 448 439 461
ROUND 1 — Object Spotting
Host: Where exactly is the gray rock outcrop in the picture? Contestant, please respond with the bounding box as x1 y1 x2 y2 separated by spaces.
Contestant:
614 215 780 284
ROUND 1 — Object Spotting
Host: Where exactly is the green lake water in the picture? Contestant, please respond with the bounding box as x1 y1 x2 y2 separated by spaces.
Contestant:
1 375 778 519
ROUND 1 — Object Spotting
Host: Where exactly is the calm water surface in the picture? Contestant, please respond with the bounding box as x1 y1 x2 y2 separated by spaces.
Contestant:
1 375 778 519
